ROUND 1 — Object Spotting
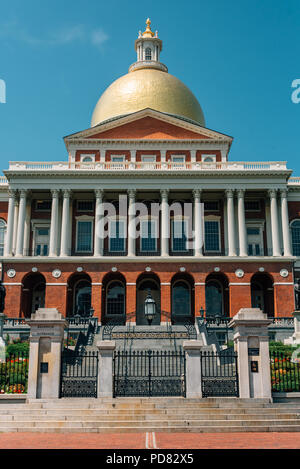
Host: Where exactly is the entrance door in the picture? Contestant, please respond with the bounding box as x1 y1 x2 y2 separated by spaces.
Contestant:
31 283 45 314
251 283 264 310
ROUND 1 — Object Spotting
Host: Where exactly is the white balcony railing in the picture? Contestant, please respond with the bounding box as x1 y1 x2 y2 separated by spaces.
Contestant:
288 177 300 185
0 176 8 185
7 161 289 172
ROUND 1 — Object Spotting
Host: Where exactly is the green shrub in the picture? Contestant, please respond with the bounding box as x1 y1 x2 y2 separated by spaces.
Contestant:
6 341 29 356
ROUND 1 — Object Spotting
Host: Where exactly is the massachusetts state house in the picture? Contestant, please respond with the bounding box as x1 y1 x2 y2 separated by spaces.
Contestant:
1 19 300 323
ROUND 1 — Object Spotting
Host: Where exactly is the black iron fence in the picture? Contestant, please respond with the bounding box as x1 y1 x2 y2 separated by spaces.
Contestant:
270 349 300 392
60 349 99 398
113 349 186 397
0 352 29 394
200 350 239 397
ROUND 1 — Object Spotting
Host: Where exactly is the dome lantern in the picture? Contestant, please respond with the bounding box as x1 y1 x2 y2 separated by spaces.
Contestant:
129 19 168 73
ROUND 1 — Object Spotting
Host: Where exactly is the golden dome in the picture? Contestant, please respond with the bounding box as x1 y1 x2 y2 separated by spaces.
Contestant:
91 68 205 128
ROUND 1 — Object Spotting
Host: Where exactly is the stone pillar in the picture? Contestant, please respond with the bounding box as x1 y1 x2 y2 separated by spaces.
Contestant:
280 189 292 257
193 189 203 256
229 308 272 400
4 190 17 257
23 196 32 256
268 189 281 256
225 189 237 256
96 340 116 398
49 190 60 257
26 308 67 399
160 189 169 256
94 189 104 257
128 189 136 257
15 190 27 257
60 189 72 257
237 189 248 257
183 340 203 398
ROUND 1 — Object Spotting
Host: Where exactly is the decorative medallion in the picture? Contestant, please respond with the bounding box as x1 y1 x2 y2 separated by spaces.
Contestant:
180 267 186 272
7 269 16 278
280 269 289 278
259 267 265 272
214 267 220 272
52 269 61 279
235 269 244 279
76 267 83 273
32 267 38 273
145 266 152 272
111 267 118 272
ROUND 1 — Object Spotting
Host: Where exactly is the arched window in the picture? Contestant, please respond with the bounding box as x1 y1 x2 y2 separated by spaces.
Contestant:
145 47 152 61
205 280 223 317
106 281 125 316
172 281 191 317
203 156 214 163
291 220 300 256
0 219 6 255
74 280 91 316
82 156 93 162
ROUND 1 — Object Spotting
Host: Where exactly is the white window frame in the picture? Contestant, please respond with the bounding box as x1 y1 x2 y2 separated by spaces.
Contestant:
111 155 125 163
0 219 7 256
171 217 189 252
75 216 94 253
171 155 186 163
204 216 221 253
108 217 127 252
140 218 158 252
246 220 264 255
31 221 50 256
80 154 95 163
202 154 216 163
141 155 156 163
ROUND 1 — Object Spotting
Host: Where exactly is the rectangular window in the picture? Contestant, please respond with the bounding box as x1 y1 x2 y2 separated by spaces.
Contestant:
34 225 50 256
109 220 125 252
141 156 156 163
76 221 93 252
172 220 188 251
204 220 220 252
111 156 125 163
77 200 94 212
171 156 185 163
245 200 260 211
141 220 157 251
35 200 51 211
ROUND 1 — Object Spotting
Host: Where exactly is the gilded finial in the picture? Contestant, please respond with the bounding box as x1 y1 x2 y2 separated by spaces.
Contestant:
142 18 155 37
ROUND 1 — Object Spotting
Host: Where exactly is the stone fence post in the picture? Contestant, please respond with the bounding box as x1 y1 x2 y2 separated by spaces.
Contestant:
183 340 202 398
229 308 272 400
97 340 116 398
26 308 67 399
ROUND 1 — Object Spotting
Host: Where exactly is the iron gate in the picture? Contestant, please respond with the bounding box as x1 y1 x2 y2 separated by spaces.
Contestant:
60 350 99 398
113 350 186 397
200 350 239 397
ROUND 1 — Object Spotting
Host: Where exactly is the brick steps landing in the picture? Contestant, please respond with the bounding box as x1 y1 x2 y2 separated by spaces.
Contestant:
0 398 300 433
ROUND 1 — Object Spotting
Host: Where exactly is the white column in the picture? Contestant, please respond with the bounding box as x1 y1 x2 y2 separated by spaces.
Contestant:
12 198 19 255
49 190 60 257
128 189 136 257
193 189 203 256
94 189 104 257
237 189 248 257
226 189 237 256
161 189 169 257
4 190 17 257
60 189 72 257
280 189 292 257
23 195 31 256
269 189 281 256
15 189 27 257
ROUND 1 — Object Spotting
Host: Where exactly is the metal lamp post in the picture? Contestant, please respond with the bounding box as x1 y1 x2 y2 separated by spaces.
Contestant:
144 289 156 325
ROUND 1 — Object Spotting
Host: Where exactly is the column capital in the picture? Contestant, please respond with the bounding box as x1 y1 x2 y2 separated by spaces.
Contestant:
225 189 235 198
127 189 136 200
95 189 104 199
160 189 169 200
237 189 245 198
193 189 202 199
280 188 288 198
268 188 277 198
19 189 27 199
51 189 60 198
62 189 72 199
8 189 17 199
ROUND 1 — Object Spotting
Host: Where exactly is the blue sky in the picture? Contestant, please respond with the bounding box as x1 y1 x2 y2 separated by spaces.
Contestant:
0 0 299 174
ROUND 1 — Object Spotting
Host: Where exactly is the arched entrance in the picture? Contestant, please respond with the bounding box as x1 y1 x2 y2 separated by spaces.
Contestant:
21 273 46 318
205 273 229 317
66 273 92 317
251 272 274 317
171 273 194 324
102 272 126 325
136 273 161 325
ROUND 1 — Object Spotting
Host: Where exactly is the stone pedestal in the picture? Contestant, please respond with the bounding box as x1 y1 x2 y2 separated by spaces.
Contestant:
183 340 202 398
229 308 272 399
97 340 116 398
285 311 300 345
26 308 67 399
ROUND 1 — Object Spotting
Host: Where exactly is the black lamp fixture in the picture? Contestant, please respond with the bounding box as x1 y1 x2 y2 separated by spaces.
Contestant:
215 313 221 327
144 289 156 325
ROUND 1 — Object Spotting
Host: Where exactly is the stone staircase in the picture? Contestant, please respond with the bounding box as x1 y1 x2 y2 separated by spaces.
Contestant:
0 398 300 433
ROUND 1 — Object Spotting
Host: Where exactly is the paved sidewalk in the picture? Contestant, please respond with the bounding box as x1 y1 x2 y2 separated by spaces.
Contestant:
0 432 300 449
